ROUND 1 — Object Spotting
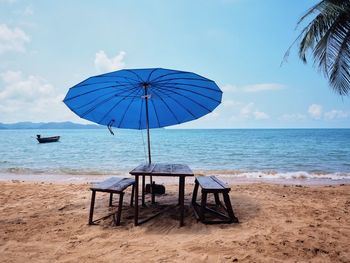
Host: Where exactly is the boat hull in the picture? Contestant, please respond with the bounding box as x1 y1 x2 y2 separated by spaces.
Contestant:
36 136 60 143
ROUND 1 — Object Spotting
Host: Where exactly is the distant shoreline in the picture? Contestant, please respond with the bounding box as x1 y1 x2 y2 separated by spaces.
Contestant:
1 122 350 130
0 121 103 129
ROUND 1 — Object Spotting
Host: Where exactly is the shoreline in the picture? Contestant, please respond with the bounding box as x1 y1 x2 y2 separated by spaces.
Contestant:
1 172 350 186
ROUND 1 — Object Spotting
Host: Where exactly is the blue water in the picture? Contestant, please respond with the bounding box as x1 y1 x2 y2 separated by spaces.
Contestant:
0 129 349 180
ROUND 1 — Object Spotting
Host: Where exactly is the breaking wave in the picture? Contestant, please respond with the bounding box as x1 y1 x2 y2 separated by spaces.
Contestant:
2 167 350 181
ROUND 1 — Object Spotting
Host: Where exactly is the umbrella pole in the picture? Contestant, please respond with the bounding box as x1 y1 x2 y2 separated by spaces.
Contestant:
144 86 152 165
144 85 155 204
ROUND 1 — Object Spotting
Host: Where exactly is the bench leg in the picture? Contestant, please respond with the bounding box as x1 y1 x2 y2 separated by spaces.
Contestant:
214 193 221 207
109 193 113 207
179 176 185 227
142 175 146 206
130 183 135 207
134 175 139 226
191 180 199 205
89 190 96 225
114 192 124 226
151 181 156 204
200 191 207 222
223 192 239 223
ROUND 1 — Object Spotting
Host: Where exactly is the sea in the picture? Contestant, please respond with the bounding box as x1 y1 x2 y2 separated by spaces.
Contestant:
1 129 350 184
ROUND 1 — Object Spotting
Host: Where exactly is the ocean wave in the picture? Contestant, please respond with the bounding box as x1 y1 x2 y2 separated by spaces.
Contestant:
3 167 126 176
194 170 350 180
1 167 350 180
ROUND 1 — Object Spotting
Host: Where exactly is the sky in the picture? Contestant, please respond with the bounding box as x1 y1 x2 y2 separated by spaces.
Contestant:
0 0 349 128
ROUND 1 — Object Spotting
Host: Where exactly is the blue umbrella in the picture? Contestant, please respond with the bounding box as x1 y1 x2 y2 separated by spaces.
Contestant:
63 68 222 163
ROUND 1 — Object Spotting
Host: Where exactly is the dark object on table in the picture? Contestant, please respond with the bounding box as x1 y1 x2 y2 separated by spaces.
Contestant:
192 175 239 224
145 182 166 195
36 134 60 143
89 177 135 226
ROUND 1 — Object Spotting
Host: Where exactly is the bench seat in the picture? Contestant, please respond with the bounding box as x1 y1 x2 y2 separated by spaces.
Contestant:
89 177 135 226
192 176 238 224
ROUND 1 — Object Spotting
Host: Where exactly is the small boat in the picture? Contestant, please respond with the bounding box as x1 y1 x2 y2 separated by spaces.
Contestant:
36 134 60 143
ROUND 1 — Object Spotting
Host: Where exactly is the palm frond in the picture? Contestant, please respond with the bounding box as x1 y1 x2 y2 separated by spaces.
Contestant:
286 0 350 96
313 12 348 75
328 24 350 95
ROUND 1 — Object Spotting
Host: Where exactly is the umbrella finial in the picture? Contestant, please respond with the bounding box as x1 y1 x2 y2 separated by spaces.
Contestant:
142 82 150 88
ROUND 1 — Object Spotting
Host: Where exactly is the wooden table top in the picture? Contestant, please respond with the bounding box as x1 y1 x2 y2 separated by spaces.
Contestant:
129 163 194 177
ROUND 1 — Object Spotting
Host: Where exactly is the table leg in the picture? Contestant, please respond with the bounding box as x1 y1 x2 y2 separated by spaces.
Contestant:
134 175 139 226
151 181 155 204
142 175 145 207
179 176 185 227
178 180 181 205
88 190 96 225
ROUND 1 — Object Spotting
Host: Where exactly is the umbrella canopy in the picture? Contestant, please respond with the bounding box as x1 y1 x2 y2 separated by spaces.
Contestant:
63 68 222 163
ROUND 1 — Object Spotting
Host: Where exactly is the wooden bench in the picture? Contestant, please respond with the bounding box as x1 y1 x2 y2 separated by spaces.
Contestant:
192 176 239 224
89 177 135 226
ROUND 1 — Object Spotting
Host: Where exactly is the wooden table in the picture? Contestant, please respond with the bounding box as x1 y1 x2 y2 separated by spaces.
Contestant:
129 163 194 227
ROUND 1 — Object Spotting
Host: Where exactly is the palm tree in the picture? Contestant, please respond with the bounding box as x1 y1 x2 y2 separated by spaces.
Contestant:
286 0 350 96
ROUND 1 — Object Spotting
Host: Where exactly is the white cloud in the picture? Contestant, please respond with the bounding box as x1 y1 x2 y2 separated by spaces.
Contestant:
308 104 322 119
221 99 239 108
254 111 270 120
281 108 348 122
240 102 255 117
324 110 349 120
242 83 285 93
0 24 30 54
0 71 54 101
236 102 269 120
221 84 238 93
94 50 126 73
0 71 77 122
221 83 285 93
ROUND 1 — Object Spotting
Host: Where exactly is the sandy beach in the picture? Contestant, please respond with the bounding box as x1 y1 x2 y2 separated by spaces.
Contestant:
0 180 349 263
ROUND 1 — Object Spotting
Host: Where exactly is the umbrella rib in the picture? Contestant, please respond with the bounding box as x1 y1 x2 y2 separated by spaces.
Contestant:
72 90 121 110
125 69 144 83
67 73 140 90
111 75 143 90
152 86 213 113
68 70 140 87
95 74 140 83
81 94 122 117
149 95 161 128
64 85 119 102
98 86 142 124
138 96 144 130
154 76 213 84
73 80 136 89
154 82 222 94
116 87 144 128
64 84 135 102
81 86 139 118
149 70 194 82
111 74 145 87
152 84 221 104
147 68 160 83
151 89 181 124
152 87 197 119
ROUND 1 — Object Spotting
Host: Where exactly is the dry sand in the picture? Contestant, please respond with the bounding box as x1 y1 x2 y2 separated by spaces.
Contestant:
0 180 349 263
